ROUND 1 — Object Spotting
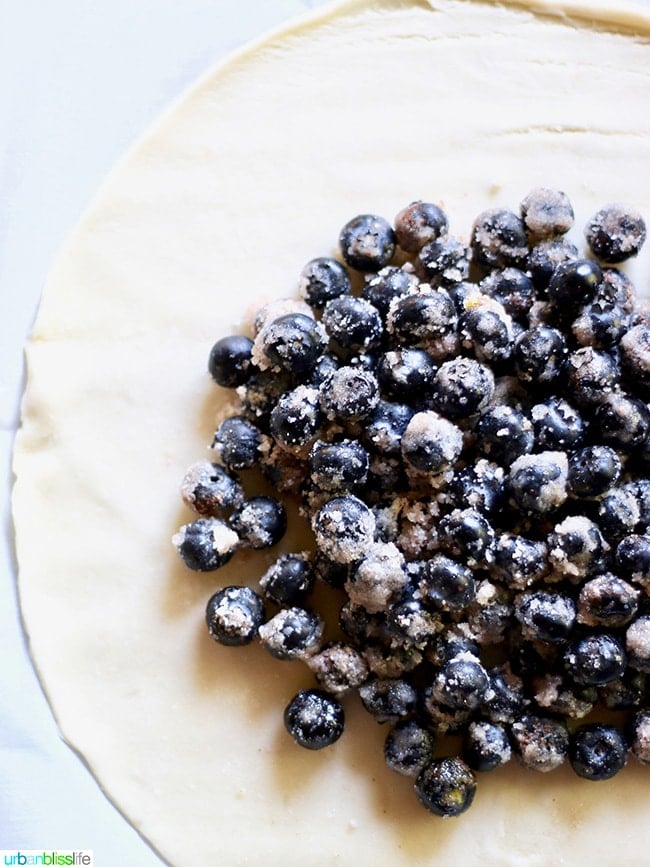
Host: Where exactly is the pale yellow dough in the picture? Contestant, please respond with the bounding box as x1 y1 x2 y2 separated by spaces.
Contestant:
12 0 650 864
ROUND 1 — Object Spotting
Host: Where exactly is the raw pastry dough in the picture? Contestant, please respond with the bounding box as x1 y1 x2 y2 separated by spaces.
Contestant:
13 0 650 864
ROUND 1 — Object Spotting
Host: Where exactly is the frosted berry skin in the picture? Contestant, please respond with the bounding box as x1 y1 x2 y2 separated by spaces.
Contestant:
419 554 476 612
414 757 477 817
208 335 254 388
615 534 650 589
384 720 436 777
230 496 287 549
269 385 321 451
567 445 621 498
212 416 262 471
480 268 535 323
520 187 575 240
386 290 458 352
471 208 528 270
513 325 567 385
284 689 344 750
376 348 437 403
593 392 650 449
507 451 569 515
308 439 369 493
527 238 579 292
322 295 383 356
628 710 650 764
259 553 314 606
620 323 650 390
394 201 449 252
432 357 495 419
311 495 376 564
437 508 495 566
415 236 469 287
510 715 569 772
585 203 647 264
564 634 627 686
547 258 602 308
514 591 576 643
401 410 463 477
307 642 369 696
258 607 323 661
339 213 396 272
172 517 239 572
463 721 512 772
576 574 639 628
569 723 628 781
475 405 534 465
530 398 584 451
318 366 379 422
254 312 327 376
362 400 414 456
358 677 418 724
205 586 264 646
180 460 244 516
298 256 351 310
362 266 416 319
432 655 490 712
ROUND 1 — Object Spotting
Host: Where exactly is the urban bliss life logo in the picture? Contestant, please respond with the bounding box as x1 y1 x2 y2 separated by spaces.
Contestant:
1 853 93 866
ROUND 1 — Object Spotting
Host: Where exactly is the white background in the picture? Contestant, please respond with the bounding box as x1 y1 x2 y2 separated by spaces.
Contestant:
0 2 326 862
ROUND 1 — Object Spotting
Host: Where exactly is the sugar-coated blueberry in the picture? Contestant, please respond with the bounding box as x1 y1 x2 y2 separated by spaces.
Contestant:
205 586 264 646
339 213 396 272
172 517 239 572
384 720 436 777
414 757 477 817
230 496 287 549
585 203 646 263
394 200 449 252
208 334 254 388
284 689 344 749
298 256 351 309
569 723 627 781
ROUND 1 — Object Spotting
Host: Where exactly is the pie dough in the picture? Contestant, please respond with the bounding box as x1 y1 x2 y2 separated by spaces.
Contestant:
12 0 650 864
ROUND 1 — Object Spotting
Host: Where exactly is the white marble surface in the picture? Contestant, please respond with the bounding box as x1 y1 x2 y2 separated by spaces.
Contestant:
0 2 325 862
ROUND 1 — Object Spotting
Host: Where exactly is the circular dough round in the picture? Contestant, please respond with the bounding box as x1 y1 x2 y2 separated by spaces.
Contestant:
13 0 650 864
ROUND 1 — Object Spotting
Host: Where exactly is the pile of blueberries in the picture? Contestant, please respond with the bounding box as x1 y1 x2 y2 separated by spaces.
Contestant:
173 189 650 817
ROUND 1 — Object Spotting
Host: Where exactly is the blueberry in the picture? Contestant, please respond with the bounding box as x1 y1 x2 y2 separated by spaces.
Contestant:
414 757 477 817
384 720 436 777
481 664 527 724
547 258 602 307
322 295 383 357
564 347 620 408
362 266 416 319
530 398 584 451
258 607 323 660
212 415 262 470
564 634 627 686
308 438 369 493
475 405 534 465
205 586 264 646
432 654 490 711
479 268 535 323
358 677 418 723
298 256 351 309
569 723 627 781
362 400 414 456
386 596 440 648
572 300 629 349
339 213 396 272
577 573 639 628
526 238 579 292
319 366 380 422
508 451 568 515
463 720 512 772
284 689 344 749
585 203 646 263
510 715 569 772
307 643 369 695
471 208 528 270
437 508 495 566
345 541 408 614
311 495 376 564
394 200 449 252
620 323 650 390
172 517 239 572
513 325 567 385
598 487 641 541
547 515 605 580
230 496 287 549
520 187 574 239
255 313 327 375
419 554 476 612
415 236 470 286
615 534 650 588
432 357 494 419
180 460 244 515
567 445 621 498
208 334 254 388
448 460 505 515
376 348 436 403
626 615 650 672
593 392 650 449
401 410 463 475
515 591 576 643
259 553 314 605
459 302 514 365
269 385 322 451
491 533 549 589
386 290 458 353
628 710 650 764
